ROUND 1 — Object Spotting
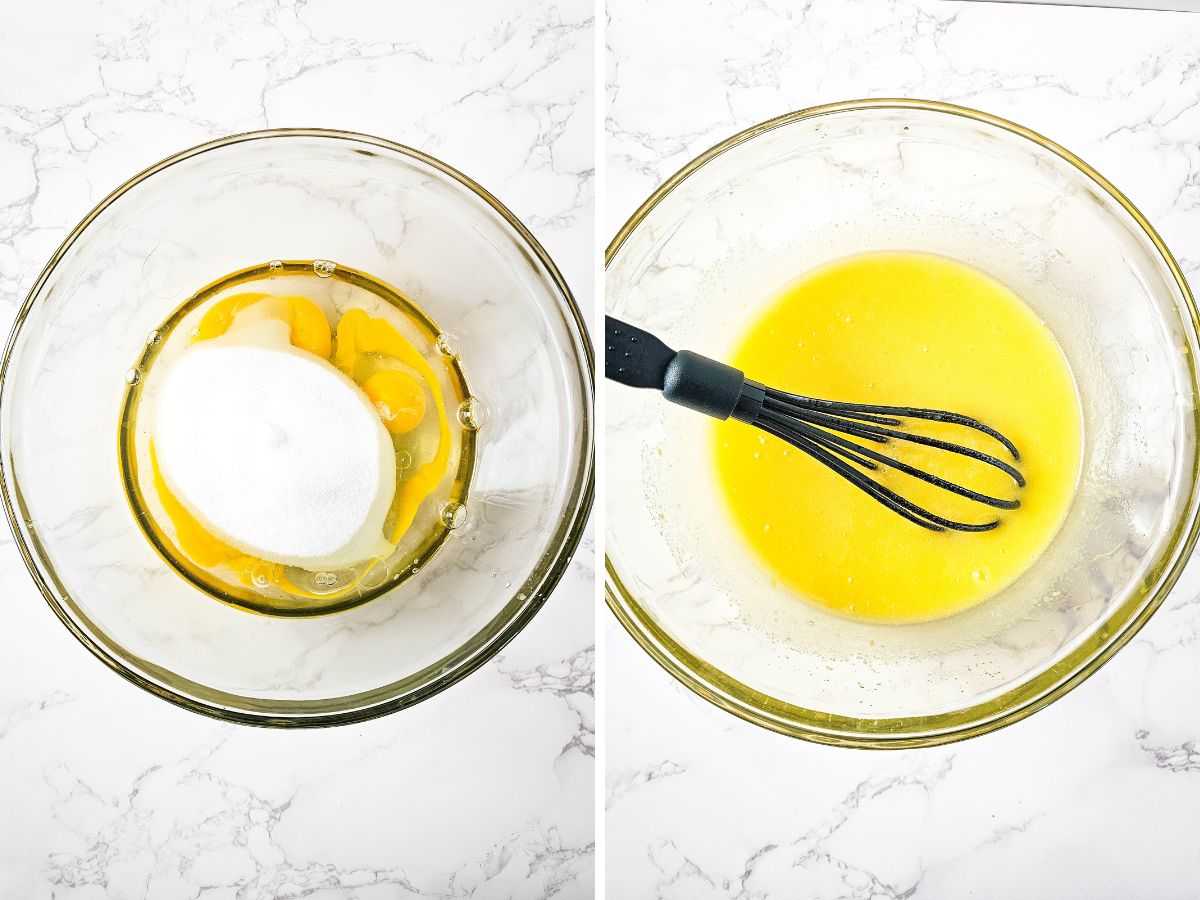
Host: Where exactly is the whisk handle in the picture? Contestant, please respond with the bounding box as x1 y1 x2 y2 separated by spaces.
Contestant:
605 315 764 423
605 316 676 389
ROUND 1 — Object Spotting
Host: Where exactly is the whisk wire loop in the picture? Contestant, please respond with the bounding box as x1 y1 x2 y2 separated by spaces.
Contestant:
757 409 1021 512
757 418 1002 533
764 390 1021 459
756 387 1023 532
764 400 1025 487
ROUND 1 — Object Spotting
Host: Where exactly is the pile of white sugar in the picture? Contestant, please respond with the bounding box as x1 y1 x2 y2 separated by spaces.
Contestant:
154 315 396 570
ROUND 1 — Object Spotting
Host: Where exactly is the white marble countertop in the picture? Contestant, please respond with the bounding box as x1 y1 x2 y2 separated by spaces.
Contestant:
0 1 594 897
606 1 1200 897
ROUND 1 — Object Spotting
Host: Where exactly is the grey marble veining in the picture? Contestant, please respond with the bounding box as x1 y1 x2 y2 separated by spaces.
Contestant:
606 0 1200 897
0 1 594 897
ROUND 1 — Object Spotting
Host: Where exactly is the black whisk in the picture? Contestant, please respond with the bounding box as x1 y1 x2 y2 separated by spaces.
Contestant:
606 316 1024 532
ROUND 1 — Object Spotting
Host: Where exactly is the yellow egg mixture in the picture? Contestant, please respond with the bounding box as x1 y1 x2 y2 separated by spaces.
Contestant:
713 251 1083 623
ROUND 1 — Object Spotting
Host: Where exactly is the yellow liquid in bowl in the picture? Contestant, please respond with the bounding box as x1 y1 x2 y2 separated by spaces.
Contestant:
713 251 1083 623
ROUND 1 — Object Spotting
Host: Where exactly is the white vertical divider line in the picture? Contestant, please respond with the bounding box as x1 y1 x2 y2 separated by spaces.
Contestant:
592 0 608 895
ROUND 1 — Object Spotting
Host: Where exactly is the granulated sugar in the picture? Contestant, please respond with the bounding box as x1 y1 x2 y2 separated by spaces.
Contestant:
154 317 396 569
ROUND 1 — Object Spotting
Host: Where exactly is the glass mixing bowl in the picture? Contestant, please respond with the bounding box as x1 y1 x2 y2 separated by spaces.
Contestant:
605 99 1200 747
1 129 593 726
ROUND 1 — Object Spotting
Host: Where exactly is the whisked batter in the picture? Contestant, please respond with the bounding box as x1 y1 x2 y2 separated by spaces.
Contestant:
713 251 1083 623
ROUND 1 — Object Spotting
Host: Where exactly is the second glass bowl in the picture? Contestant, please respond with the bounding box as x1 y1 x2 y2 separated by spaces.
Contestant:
605 99 1200 747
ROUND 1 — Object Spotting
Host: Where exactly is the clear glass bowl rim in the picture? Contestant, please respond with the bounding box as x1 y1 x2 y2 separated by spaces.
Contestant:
0 127 595 727
604 98 1200 748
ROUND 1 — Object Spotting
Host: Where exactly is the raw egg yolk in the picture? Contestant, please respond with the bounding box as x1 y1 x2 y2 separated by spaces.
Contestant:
195 292 332 358
332 308 452 543
363 370 427 434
